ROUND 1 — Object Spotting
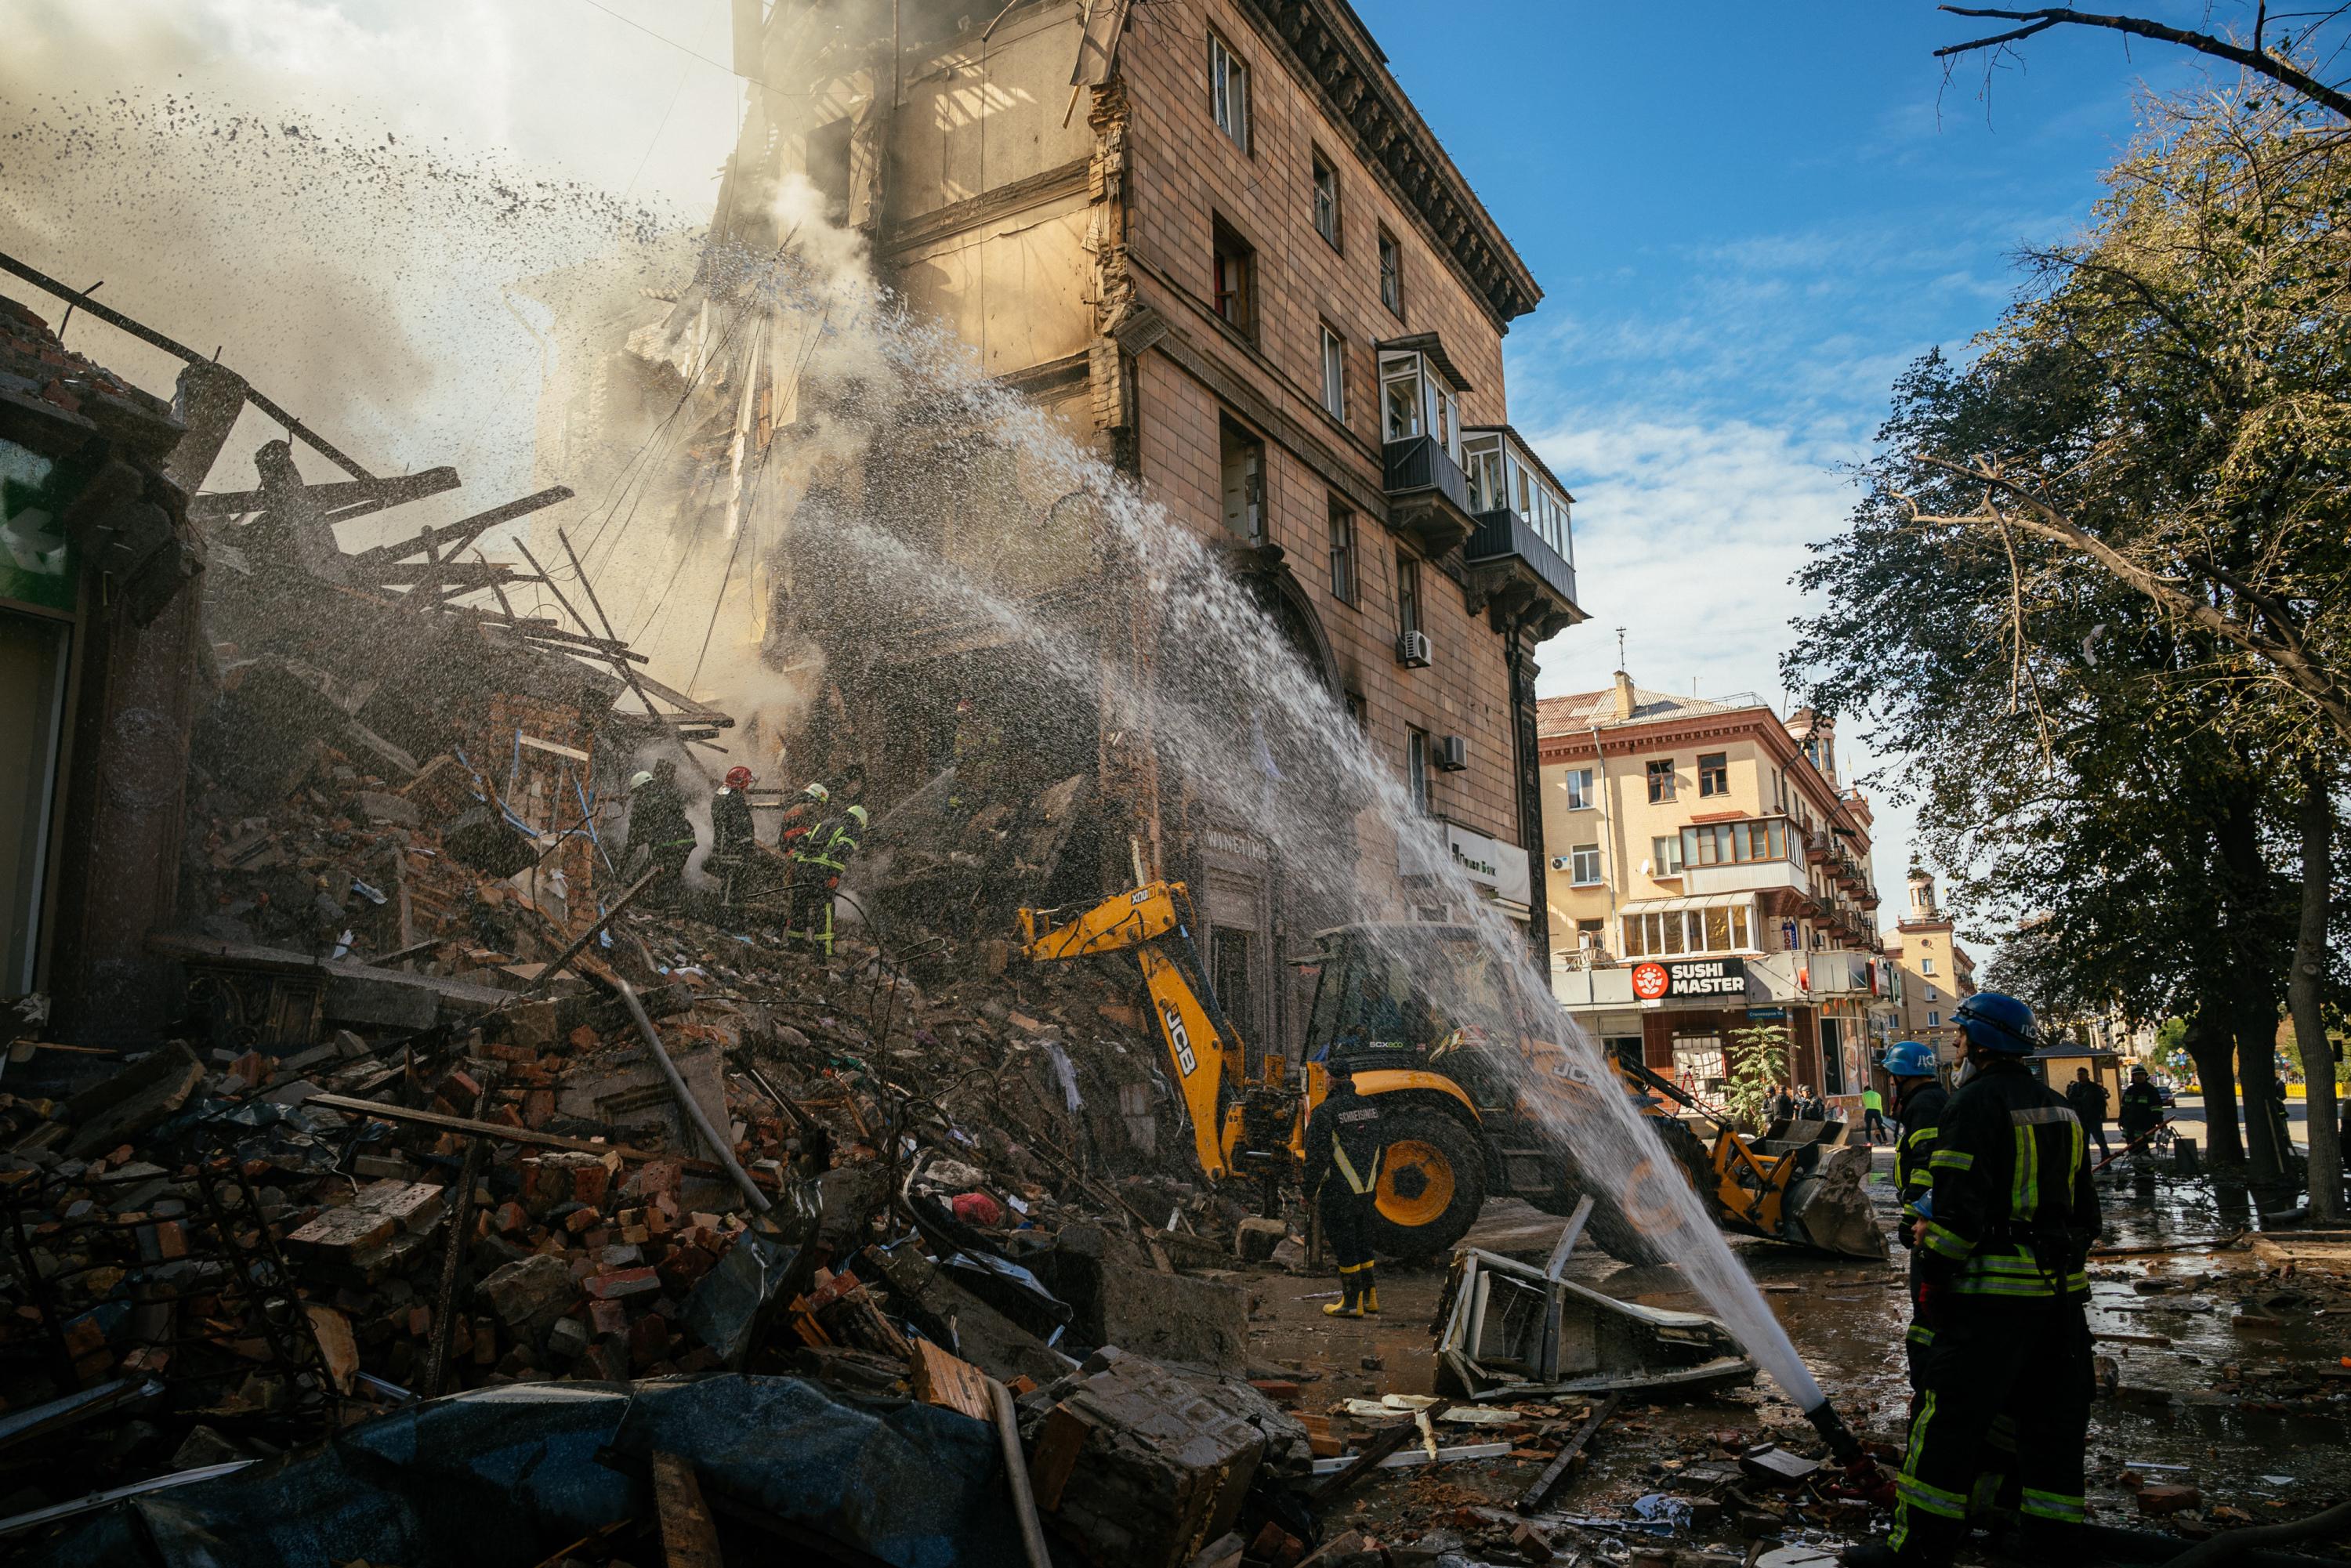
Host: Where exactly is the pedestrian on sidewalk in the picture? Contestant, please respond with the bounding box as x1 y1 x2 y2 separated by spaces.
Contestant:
2064 1069 2112 1158
1304 1070 1386 1318
1860 1083 1886 1145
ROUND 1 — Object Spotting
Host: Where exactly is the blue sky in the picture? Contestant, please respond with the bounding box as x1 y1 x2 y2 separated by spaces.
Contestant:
1349 2 2227 909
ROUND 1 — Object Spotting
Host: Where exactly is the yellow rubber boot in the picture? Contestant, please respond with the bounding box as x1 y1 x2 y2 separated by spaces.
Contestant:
1361 1266 1379 1315
1322 1266 1364 1317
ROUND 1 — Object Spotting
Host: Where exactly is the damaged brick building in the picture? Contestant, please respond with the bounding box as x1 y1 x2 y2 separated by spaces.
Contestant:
540 0 1588 1063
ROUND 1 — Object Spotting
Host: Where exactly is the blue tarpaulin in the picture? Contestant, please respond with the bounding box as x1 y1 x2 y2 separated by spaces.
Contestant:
26 1374 1023 1568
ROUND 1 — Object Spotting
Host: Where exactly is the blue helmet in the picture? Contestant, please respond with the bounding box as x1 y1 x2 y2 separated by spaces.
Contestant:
1882 1040 1937 1079
1952 991 2040 1055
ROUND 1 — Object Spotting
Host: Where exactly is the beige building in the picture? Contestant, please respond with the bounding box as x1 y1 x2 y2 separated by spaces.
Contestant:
1884 869 1976 1062
1538 676 1896 1108
538 0 1586 1060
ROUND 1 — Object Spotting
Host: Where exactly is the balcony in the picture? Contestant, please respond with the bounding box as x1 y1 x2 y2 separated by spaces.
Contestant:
1683 858 1806 898
1382 435 1479 556
1463 507 1582 639
1805 829 1831 865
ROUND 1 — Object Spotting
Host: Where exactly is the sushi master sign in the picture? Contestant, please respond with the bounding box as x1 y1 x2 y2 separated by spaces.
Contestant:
1629 957 1748 1001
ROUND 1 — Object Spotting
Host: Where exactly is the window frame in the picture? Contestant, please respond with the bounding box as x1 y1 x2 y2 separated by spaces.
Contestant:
1645 758 1677 804
1563 766 1594 810
1396 550 1422 639
1406 726 1432 815
1326 496 1357 605
1650 834 1684 876
1377 226 1403 316
1311 148 1341 249
1318 324 1347 422
1211 217 1255 339
1569 843 1603 886
1697 751 1729 797
1208 31 1251 153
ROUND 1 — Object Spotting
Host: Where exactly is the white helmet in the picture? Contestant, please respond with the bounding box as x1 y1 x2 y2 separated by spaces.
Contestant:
802 781 831 803
629 770 654 791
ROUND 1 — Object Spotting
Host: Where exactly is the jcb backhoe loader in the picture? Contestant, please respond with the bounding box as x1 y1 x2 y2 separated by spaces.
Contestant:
1017 882 1883 1265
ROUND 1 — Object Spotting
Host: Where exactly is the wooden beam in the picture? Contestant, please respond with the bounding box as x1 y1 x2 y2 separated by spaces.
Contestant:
650 1452 724 1568
1515 1392 1619 1515
1310 1397 1452 1507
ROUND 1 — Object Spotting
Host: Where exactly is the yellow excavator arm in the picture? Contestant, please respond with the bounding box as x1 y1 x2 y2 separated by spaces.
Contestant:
1017 882 1244 1181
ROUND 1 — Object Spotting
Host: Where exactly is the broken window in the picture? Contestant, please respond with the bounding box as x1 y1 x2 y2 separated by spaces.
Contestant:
1698 751 1729 797
0 607 69 993
1219 418 1264 542
1407 726 1431 814
1212 218 1255 337
1326 496 1357 603
1378 226 1403 315
1319 324 1346 421
1208 31 1250 152
1344 689 1368 732
806 117 853 226
1312 150 1341 248
1646 758 1675 803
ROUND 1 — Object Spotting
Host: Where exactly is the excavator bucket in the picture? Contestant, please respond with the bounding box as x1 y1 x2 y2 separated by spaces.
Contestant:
1766 1133 1884 1259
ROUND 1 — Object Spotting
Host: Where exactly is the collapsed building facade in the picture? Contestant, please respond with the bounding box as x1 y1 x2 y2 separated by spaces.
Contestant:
537 0 1587 1063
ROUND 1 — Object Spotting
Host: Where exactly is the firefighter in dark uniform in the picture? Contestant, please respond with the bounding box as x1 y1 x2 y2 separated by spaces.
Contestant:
1846 992 2100 1568
1882 1040 1945 1393
1303 1070 1386 1318
2117 1066 2165 1157
786 799 866 956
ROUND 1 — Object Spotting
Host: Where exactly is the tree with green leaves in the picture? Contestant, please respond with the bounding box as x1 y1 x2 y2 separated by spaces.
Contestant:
1787 84 2347 1217
1726 1023 1792 1132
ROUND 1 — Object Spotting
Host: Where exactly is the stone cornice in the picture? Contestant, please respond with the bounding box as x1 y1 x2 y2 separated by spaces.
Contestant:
1228 0 1541 330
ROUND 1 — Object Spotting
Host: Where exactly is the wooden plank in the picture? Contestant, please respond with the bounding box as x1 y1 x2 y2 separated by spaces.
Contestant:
1026 1403 1095 1512
1515 1392 1618 1515
650 1450 723 1568
911 1338 994 1423
1309 1396 1451 1507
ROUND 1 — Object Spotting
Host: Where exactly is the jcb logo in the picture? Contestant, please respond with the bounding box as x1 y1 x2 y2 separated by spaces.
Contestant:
1161 1004 1198 1076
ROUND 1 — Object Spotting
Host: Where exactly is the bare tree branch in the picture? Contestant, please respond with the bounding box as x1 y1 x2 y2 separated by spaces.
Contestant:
1938 5 2351 120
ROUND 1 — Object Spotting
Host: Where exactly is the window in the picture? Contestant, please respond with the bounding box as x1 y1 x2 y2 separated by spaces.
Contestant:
807 118 853 225
1563 767 1594 810
1927 1012 1940 1029
1378 349 1458 453
1651 835 1683 876
1326 498 1357 604
1343 690 1367 732
1575 918 1604 947
1319 325 1347 421
1925 987 1939 1003
1377 226 1402 315
1679 817 1792 870
1622 907 1748 959
1219 418 1263 541
1697 751 1729 797
1311 150 1340 248
1396 552 1421 639
1406 727 1431 814
1646 759 1676 803
1569 844 1601 885
1208 31 1250 151
1212 219 1255 336
1921 957 1936 976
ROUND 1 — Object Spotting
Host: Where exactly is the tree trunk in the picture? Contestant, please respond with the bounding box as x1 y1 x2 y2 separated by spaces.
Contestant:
2214 793 2287 1186
2236 987 2287 1187
2183 1005 2245 1166
2291 762 2342 1224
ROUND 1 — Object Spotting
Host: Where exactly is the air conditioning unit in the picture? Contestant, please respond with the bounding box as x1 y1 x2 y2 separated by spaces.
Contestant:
1437 734 1468 771
1395 630 1432 668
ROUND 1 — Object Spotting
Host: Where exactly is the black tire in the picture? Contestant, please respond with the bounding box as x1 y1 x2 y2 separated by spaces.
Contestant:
1360 1105 1488 1262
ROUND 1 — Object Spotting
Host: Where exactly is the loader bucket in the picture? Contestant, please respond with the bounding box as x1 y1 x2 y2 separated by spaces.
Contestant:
1779 1142 1885 1258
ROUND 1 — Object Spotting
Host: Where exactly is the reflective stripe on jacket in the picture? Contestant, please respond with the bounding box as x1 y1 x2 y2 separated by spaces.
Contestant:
1921 1061 2099 1300
1893 1082 1948 1238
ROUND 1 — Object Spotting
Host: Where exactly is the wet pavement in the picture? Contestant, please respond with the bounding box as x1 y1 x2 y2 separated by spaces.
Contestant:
1241 1147 2351 1561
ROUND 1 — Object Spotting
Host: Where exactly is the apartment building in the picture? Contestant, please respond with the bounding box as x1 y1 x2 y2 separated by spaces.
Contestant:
540 1 1586 1059
1885 869 1976 1061
1538 675 1896 1107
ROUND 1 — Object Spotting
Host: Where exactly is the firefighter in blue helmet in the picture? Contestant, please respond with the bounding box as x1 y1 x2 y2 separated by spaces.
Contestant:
1882 1038 1947 1392
1845 993 2100 1567
1303 1070 1387 1318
